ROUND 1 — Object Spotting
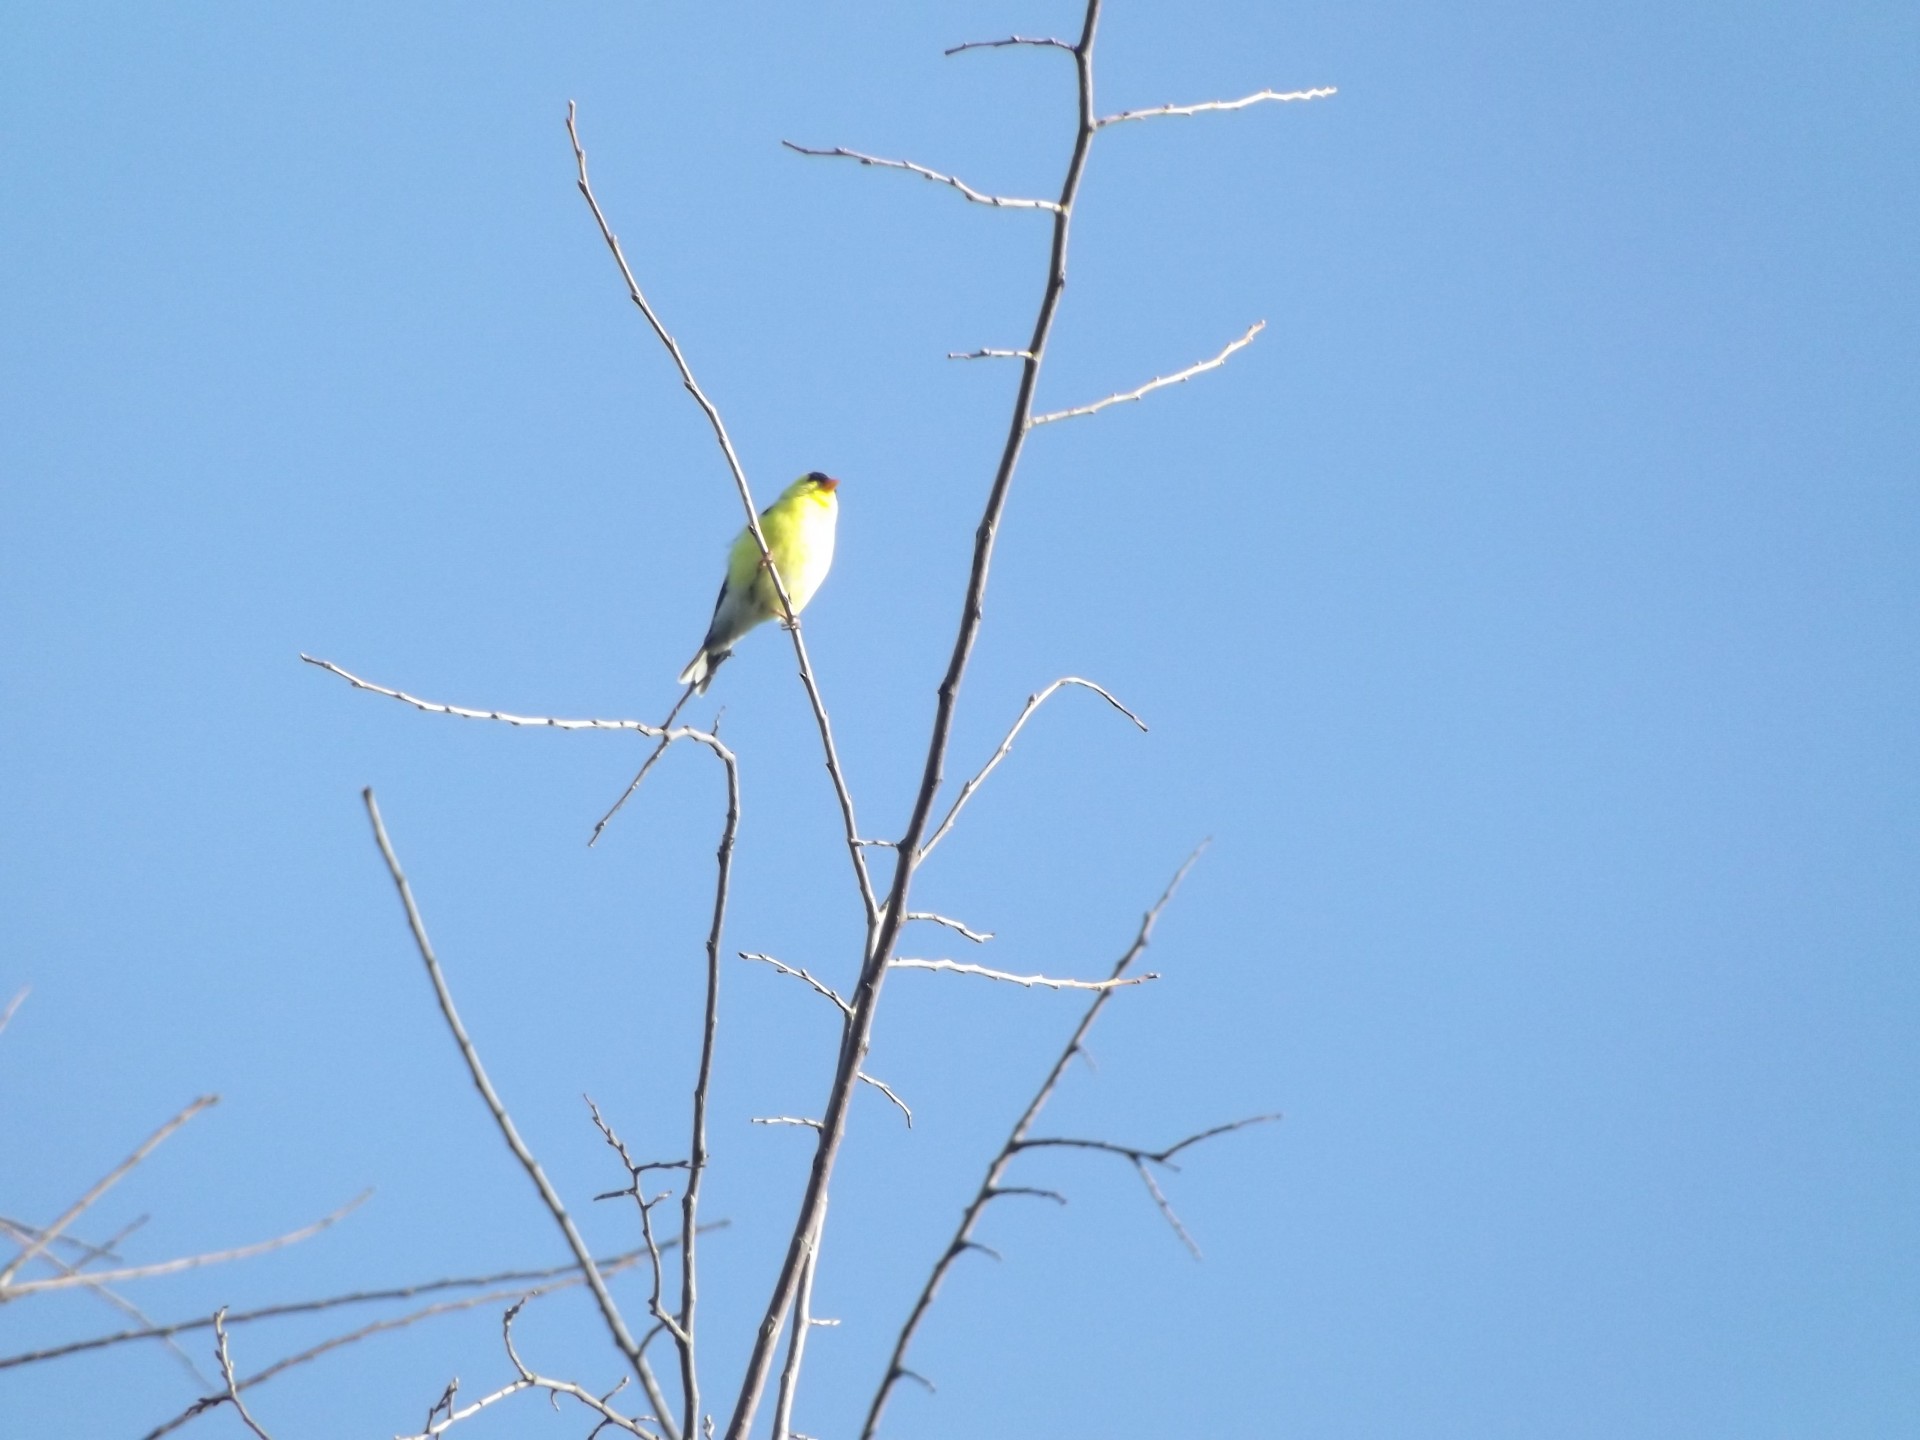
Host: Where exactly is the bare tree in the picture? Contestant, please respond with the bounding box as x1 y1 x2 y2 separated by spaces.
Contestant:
4 5 1329 1435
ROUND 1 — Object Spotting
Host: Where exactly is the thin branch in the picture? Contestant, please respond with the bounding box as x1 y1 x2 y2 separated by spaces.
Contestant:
362 789 679 1440
918 677 1146 863
590 685 696 846
586 1103 691 1359
1097 85 1337 127
567 104 876 920
1030 320 1264 426
861 845 1203 1439
945 35 1074 55
1009 1115 1280 1257
738 953 852 1016
677 701 742 1440
384 1301 664 1440
2 1194 367 1303
781 142 1060 212
0 1214 135 1269
301 655 665 734
0 1221 211 1386
0 985 26 1040
0 1095 216 1291
0 1246 703 1371
1133 1160 1200 1260
904 913 994 944
890 958 1156 993
770 1199 827 1440
1015 1114 1281 1168
729 8 1108 1433
751 1117 823 1131
947 348 1032 361
857 1073 913 1127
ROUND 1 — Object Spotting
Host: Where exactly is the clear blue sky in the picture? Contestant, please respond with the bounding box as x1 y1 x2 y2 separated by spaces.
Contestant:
4 2 1915 1436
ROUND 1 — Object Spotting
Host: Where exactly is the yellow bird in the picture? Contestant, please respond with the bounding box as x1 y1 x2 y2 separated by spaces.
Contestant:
677 472 840 694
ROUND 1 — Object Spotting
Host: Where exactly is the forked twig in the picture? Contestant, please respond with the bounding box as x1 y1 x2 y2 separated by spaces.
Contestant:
1031 320 1265 426
1016 1115 1282 1260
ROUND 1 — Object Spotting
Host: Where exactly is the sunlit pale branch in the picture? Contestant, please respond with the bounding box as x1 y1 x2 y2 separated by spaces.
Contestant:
739 953 851 1016
503 1301 662 1440
947 348 1032 361
213 1311 276 1440
1097 85 1337 127
362 789 679 1440
945 35 1074 56
751 1117 823 1131
858 1073 913 1127
389 1301 661 1440
781 142 1061 212
727 8 1109 1430
918 677 1147 864
905 912 994 944
861 845 1204 1439
567 106 876 917
0 985 26 1040
1 1191 367 1302
890 958 1158 993
0 1095 216 1291
1030 319 1265 426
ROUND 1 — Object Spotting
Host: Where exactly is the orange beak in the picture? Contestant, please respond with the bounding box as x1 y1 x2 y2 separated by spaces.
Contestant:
818 475 840 492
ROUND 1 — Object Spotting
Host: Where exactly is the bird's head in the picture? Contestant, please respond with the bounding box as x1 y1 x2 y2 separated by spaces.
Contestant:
783 471 840 506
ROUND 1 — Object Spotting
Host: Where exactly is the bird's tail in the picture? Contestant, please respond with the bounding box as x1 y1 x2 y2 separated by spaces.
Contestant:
676 646 729 695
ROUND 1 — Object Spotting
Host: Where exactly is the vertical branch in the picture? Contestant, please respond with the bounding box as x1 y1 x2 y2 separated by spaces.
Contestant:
676 735 741 1439
724 4 1106 1435
362 789 681 1440
770 1198 827 1440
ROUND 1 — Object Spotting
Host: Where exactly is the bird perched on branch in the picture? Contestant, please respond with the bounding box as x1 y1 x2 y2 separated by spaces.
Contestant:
678 471 840 694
